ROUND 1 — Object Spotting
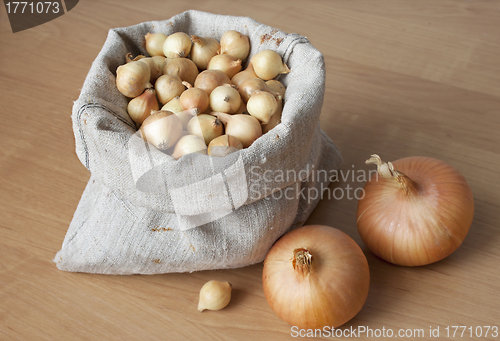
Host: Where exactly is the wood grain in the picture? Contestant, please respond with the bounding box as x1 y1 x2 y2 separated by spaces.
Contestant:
1 1 499 340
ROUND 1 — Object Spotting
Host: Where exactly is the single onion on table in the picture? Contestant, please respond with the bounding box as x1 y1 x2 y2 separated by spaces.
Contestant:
357 154 474 266
262 225 370 329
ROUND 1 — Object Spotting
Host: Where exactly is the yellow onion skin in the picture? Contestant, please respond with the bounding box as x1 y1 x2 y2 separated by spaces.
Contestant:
357 156 474 266
263 225 370 329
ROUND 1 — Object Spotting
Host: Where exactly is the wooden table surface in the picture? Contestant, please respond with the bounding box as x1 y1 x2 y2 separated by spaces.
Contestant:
1 1 499 340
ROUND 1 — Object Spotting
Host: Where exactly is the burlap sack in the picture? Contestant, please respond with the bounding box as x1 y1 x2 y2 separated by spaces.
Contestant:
54 10 342 274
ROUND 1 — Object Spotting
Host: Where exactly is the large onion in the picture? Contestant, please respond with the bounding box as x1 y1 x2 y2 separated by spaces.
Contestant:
263 225 370 329
357 154 474 266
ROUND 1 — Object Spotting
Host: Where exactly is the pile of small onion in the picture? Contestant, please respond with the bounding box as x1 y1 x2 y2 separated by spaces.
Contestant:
115 30 289 159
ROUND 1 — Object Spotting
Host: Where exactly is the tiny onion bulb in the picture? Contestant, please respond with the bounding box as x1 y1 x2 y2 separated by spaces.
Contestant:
208 54 242 79
357 154 474 266
198 280 232 312
262 96 282 134
190 35 221 70
231 63 257 89
220 30 250 61
210 85 241 114
163 32 192 58
180 82 209 113
138 57 163 83
127 88 159 127
161 96 183 113
246 90 278 124
208 135 243 157
145 32 168 56
155 74 185 105
194 70 232 96
238 77 278 103
263 225 370 329
265 79 286 99
186 114 224 146
250 50 290 80
140 110 183 150
171 134 207 159
116 60 152 98
163 57 199 86
214 112 262 148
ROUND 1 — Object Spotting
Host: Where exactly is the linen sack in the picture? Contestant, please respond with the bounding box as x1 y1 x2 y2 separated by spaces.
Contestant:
54 10 342 274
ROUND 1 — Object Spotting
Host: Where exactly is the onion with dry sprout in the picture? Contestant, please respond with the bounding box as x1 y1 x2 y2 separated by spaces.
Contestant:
357 154 474 266
250 50 290 80
263 225 370 329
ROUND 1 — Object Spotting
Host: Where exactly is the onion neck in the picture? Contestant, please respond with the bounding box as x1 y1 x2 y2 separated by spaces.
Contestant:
293 248 313 276
366 154 418 194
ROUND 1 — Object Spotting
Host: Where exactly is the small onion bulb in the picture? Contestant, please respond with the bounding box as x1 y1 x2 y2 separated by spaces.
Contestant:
194 70 233 96
214 112 262 148
210 85 241 114
265 79 286 99
116 60 152 98
231 63 257 89
180 82 209 113
208 54 242 79
138 57 163 83
163 57 199 86
171 134 208 159
127 88 159 127
155 74 186 105
238 77 278 103
220 30 250 61
208 135 243 157
163 32 192 58
161 96 183 113
198 280 232 312
186 114 224 146
140 110 183 150
246 90 278 124
263 225 370 329
250 50 290 80
190 35 221 70
262 96 282 133
145 32 168 56
357 154 474 266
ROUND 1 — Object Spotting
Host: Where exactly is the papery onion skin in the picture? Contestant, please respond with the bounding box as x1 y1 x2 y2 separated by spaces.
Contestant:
357 155 474 266
263 225 370 329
